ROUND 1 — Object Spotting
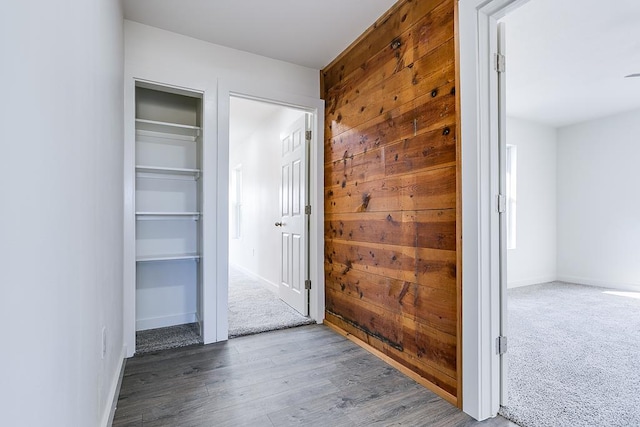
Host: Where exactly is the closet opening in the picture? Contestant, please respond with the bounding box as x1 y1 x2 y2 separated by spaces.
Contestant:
133 81 205 354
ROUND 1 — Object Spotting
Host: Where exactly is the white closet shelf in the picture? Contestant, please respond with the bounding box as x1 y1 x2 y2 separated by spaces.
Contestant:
137 253 201 262
135 118 201 140
136 165 201 179
135 212 201 221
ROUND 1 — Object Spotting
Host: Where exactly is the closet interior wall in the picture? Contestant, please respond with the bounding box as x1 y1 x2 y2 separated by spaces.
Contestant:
134 84 204 335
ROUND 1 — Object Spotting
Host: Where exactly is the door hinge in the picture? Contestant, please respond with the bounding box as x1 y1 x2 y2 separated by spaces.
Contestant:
305 279 312 290
305 130 312 141
305 205 311 215
496 336 508 355
495 53 506 73
497 194 506 213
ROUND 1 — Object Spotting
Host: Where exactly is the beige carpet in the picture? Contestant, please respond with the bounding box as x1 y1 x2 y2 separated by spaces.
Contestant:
229 268 315 338
499 282 640 427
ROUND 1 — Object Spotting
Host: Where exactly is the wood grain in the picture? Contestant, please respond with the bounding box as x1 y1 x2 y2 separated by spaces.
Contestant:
325 239 456 290
325 165 456 213
326 38 456 138
325 209 456 251
325 84 456 163
321 0 460 405
324 263 457 335
324 123 457 188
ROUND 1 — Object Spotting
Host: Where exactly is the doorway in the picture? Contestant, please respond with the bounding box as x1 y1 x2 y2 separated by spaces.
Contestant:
227 96 315 337
459 0 640 422
498 2 640 426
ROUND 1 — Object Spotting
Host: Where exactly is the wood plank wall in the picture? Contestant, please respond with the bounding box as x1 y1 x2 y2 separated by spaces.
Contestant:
320 0 460 404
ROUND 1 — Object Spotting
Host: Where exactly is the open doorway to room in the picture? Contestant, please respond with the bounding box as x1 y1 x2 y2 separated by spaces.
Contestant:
495 1 640 426
227 96 315 338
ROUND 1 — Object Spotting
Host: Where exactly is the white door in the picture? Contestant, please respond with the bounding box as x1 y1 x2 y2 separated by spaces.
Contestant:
277 115 309 315
497 21 509 406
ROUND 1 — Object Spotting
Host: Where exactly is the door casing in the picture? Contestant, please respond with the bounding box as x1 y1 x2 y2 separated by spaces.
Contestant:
457 0 529 420
216 80 325 342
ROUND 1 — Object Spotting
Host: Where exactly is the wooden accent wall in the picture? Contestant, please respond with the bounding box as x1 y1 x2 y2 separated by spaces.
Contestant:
321 0 460 404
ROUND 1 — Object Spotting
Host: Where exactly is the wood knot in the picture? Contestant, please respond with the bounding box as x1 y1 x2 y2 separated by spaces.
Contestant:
343 260 353 274
362 193 371 209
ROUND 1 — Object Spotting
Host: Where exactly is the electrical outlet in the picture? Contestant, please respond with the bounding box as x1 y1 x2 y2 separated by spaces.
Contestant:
101 326 107 359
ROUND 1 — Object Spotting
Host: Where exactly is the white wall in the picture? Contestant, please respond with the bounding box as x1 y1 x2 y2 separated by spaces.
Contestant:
229 108 305 288
123 20 321 348
0 1 124 426
557 109 640 289
506 117 557 287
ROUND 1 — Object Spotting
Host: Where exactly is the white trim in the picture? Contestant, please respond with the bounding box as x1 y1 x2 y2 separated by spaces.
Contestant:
230 263 280 291
100 346 126 427
136 312 198 331
507 276 557 288
557 276 640 292
217 79 326 343
123 76 137 357
458 0 530 420
123 77 217 356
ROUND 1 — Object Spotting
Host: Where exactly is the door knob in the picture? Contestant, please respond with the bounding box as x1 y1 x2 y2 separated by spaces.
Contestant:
275 222 284 227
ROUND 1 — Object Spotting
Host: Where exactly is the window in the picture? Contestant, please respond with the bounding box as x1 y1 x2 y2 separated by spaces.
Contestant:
231 166 242 239
506 145 517 249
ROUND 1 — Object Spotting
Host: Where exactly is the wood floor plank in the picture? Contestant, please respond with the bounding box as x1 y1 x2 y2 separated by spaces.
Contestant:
111 413 143 427
113 325 516 426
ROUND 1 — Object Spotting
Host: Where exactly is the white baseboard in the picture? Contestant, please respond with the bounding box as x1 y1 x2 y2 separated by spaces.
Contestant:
507 276 557 289
136 312 197 331
101 346 126 427
557 275 640 292
230 263 279 291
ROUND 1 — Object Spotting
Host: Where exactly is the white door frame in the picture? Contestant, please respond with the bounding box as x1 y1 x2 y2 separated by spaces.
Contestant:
123 77 215 356
458 0 529 420
216 80 325 342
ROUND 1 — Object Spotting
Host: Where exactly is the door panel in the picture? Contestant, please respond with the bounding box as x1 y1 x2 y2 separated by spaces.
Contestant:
292 160 301 216
281 232 290 286
278 115 309 315
281 164 290 216
292 234 302 292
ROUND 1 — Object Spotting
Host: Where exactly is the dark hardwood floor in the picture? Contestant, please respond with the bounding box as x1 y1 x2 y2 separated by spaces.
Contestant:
114 325 517 426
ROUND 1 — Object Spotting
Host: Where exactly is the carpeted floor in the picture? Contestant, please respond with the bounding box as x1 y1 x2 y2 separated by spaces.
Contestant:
499 281 640 427
134 269 313 354
136 323 201 355
228 268 315 338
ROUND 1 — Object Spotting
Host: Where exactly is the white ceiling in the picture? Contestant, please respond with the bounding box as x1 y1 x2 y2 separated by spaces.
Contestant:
125 0 640 128
123 0 398 70
503 0 640 127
